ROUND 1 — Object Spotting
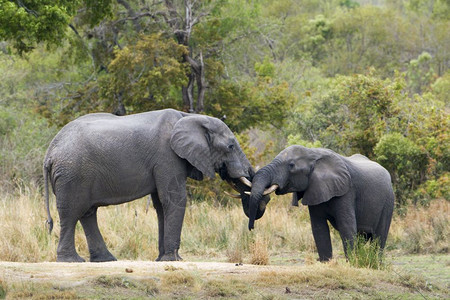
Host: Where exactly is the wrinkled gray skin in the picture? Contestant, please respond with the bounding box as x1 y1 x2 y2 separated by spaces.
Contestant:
44 109 254 263
247 145 394 262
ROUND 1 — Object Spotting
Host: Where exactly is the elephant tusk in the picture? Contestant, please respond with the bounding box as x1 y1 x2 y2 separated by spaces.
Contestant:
226 180 241 193
224 191 241 199
244 191 251 195
239 177 252 188
263 184 279 196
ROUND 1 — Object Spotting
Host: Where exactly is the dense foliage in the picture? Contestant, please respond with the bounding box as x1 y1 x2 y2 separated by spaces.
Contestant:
0 0 448 209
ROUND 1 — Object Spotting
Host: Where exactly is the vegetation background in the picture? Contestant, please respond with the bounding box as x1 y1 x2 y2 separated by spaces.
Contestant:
0 0 448 298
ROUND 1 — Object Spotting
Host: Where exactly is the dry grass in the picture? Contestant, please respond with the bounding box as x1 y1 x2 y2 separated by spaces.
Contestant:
1 259 446 299
388 200 449 254
0 186 448 264
249 237 269 265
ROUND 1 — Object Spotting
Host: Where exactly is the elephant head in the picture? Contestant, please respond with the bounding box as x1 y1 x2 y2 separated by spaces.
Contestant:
247 145 351 230
170 114 254 194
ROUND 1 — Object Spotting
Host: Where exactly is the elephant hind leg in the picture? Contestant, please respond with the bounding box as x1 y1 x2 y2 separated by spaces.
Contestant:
375 201 394 251
151 192 165 261
56 209 85 263
80 207 116 262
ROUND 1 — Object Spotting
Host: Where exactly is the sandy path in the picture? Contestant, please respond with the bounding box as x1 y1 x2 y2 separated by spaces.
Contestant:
0 260 282 286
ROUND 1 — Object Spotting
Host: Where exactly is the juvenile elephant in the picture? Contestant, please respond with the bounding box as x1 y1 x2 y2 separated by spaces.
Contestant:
44 109 254 262
245 145 394 262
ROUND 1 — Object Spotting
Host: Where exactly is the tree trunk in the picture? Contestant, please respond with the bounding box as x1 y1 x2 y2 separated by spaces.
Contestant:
196 52 205 113
164 0 207 114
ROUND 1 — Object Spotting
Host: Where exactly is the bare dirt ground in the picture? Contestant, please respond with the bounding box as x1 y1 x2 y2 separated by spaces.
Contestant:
1 260 274 285
1 255 449 299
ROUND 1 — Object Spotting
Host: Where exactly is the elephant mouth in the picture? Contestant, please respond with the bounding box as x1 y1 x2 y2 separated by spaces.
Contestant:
276 185 299 196
218 163 228 180
218 162 249 182
275 186 287 195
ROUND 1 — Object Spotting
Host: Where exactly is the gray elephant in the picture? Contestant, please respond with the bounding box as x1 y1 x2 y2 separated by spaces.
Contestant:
44 109 254 262
245 145 394 262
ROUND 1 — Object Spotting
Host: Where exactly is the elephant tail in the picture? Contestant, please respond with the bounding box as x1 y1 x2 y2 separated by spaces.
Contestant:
43 164 54 234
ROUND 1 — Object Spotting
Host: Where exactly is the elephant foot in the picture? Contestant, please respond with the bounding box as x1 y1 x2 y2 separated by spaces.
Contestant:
57 253 86 263
156 250 183 262
90 251 117 263
318 256 332 263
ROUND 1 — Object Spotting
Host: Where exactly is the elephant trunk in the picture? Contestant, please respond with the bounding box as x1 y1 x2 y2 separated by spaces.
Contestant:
248 166 274 230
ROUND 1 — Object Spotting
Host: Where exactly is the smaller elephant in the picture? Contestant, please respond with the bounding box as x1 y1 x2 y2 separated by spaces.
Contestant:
245 145 394 262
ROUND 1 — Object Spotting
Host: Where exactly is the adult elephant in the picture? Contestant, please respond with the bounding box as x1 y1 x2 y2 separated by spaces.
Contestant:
245 145 394 262
44 109 254 262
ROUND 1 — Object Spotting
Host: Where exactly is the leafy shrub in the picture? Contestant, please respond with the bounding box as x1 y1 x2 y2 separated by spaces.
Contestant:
0 108 57 191
431 71 450 106
0 108 16 135
287 134 322 148
425 173 450 200
374 133 428 206
414 173 450 206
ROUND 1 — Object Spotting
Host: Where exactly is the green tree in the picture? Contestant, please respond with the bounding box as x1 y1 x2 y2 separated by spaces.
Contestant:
290 71 400 157
407 52 436 95
374 133 428 206
0 0 112 55
431 71 450 106
100 33 189 114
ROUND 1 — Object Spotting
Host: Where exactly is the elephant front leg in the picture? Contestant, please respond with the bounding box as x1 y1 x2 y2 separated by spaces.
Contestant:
309 207 333 262
157 179 187 262
80 207 117 262
158 202 186 261
334 206 357 260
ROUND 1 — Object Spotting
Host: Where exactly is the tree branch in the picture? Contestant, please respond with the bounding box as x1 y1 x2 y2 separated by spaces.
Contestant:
117 0 142 32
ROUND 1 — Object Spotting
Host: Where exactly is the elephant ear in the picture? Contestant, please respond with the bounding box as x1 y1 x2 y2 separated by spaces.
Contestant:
170 116 216 179
302 150 351 206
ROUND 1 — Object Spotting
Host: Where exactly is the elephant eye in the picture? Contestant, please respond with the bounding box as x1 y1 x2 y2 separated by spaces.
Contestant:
288 162 295 169
227 144 234 151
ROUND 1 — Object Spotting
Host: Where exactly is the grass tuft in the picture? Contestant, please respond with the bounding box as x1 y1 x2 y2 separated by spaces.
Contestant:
249 237 269 265
160 270 196 287
347 235 387 270
203 279 250 297
92 275 137 289
0 279 6 299
138 278 159 296
6 282 78 299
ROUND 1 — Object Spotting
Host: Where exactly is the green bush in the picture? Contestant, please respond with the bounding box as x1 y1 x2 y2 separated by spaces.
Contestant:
0 108 16 136
0 108 57 191
414 173 450 205
287 134 323 148
374 133 428 206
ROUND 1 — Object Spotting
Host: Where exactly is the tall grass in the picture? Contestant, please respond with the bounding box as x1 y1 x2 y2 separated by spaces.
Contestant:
0 185 448 263
388 200 449 254
346 235 386 270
